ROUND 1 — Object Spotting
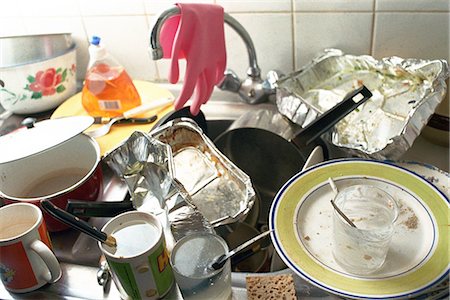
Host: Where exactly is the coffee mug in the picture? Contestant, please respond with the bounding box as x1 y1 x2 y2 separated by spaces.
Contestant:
0 203 62 293
99 211 174 300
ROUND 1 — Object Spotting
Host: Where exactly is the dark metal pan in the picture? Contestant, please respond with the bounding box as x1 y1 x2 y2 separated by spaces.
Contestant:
214 85 372 215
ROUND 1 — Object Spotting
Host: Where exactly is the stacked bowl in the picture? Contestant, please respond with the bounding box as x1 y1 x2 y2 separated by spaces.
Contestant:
0 33 77 114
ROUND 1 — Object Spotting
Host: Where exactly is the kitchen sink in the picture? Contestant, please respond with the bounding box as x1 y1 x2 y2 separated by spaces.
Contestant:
1 96 447 299
0 99 334 299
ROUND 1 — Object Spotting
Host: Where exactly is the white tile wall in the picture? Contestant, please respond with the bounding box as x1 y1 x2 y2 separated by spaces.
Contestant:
376 0 450 12
83 16 158 80
1 0 449 84
217 0 291 12
145 0 215 17
294 12 373 68
78 0 146 16
295 0 374 12
224 13 294 76
373 12 450 60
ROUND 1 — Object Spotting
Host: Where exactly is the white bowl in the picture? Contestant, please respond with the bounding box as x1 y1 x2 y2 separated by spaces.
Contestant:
0 46 77 114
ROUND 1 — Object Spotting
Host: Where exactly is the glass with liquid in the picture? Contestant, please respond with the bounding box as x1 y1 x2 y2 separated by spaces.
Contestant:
170 232 232 300
332 185 398 274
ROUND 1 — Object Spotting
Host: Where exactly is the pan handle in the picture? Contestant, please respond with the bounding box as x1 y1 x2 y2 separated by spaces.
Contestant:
66 200 134 218
291 85 372 148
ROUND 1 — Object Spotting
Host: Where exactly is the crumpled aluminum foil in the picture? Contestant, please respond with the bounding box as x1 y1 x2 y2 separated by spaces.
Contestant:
276 48 449 160
151 118 256 227
104 131 214 245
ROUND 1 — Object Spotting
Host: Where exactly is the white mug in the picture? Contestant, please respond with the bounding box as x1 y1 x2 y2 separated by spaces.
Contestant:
99 211 174 299
0 203 62 293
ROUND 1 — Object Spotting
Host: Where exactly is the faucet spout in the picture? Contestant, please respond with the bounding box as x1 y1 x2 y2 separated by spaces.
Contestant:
150 6 280 104
150 7 261 78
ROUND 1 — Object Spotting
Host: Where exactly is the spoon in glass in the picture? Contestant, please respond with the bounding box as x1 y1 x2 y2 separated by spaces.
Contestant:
210 229 273 270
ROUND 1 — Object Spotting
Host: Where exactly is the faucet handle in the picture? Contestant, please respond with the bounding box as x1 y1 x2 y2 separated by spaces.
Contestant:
263 70 283 92
217 69 241 93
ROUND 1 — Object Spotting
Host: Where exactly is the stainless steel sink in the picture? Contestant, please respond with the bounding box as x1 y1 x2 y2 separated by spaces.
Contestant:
0 100 335 299
2 97 448 299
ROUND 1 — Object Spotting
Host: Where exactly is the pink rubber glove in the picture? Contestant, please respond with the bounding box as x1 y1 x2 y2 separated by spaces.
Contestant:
160 3 226 115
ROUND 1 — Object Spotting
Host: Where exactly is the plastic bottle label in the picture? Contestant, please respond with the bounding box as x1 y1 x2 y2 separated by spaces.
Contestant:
98 100 122 111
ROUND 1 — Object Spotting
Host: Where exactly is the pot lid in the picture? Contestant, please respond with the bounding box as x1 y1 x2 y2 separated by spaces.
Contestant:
0 116 94 164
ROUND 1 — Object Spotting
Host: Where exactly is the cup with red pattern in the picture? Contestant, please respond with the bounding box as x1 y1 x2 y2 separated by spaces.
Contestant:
0 203 61 293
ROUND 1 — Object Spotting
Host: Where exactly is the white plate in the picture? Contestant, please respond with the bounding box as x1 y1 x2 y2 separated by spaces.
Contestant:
394 161 449 199
269 159 449 299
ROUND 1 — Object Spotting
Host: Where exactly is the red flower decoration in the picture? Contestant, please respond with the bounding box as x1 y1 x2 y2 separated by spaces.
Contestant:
29 68 62 96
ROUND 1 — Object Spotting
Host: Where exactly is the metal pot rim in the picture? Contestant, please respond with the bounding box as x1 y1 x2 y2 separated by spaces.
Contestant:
0 44 77 69
0 134 101 202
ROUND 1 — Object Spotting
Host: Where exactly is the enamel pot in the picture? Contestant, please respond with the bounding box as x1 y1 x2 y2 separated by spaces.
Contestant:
0 116 103 232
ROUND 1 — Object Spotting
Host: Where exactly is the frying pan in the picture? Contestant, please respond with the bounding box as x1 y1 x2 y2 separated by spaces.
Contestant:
214 85 372 217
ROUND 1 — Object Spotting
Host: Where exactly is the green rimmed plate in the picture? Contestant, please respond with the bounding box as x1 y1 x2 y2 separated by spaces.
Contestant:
269 159 449 299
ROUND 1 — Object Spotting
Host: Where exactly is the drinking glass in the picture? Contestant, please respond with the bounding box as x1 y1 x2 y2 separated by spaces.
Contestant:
332 185 398 274
170 232 232 300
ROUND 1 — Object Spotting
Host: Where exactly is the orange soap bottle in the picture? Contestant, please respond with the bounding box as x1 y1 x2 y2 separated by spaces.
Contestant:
82 36 141 117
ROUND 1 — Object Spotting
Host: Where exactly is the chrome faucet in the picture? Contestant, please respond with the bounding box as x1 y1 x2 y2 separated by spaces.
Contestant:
149 7 281 104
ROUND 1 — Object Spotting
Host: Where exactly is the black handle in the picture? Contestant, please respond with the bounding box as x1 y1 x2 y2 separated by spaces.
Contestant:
41 200 109 244
93 115 158 125
66 200 134 218
291 85 372 148
120 115 158 124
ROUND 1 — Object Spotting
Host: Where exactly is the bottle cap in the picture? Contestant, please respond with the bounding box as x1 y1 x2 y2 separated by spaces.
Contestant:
88 36 107 61
91 36 101 46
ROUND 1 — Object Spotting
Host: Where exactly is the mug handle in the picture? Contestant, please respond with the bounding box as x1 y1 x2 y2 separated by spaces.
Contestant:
30 240 62 283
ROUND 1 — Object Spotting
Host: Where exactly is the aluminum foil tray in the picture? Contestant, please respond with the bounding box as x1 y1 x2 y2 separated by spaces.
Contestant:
276 48 449 160
151 118 256 226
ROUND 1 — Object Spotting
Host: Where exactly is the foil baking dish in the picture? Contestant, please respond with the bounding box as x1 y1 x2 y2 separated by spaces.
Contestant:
151 118 256 226
276 49 449 160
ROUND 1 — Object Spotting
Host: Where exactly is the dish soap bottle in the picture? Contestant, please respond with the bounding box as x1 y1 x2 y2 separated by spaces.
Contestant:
82 36 141 117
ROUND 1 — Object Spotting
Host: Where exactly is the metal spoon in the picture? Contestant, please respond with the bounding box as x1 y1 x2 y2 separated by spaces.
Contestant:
210 229 273 270
328 177 357 228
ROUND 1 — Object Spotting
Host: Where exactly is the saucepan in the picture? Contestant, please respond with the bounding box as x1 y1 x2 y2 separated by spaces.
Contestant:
214 85 372 213
0 116 103 232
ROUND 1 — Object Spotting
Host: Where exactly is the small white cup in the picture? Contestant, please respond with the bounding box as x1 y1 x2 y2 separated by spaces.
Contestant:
0 203 62 293
332 185 398 275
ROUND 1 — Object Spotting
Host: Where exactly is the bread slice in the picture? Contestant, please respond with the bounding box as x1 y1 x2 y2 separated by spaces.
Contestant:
246 274 297 299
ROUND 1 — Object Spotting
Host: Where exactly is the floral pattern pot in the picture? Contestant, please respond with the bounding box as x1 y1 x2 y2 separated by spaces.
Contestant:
0 47 77 114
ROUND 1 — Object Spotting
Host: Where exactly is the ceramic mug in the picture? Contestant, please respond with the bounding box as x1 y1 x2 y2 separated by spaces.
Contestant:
0 203 62 293
99 211 174 299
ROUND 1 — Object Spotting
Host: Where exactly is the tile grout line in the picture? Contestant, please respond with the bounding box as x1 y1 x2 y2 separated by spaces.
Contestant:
291 0 297 71
370 0 377 56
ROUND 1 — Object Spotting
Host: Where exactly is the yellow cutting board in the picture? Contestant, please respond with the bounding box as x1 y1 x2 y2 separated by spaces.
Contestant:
51 80 174 157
